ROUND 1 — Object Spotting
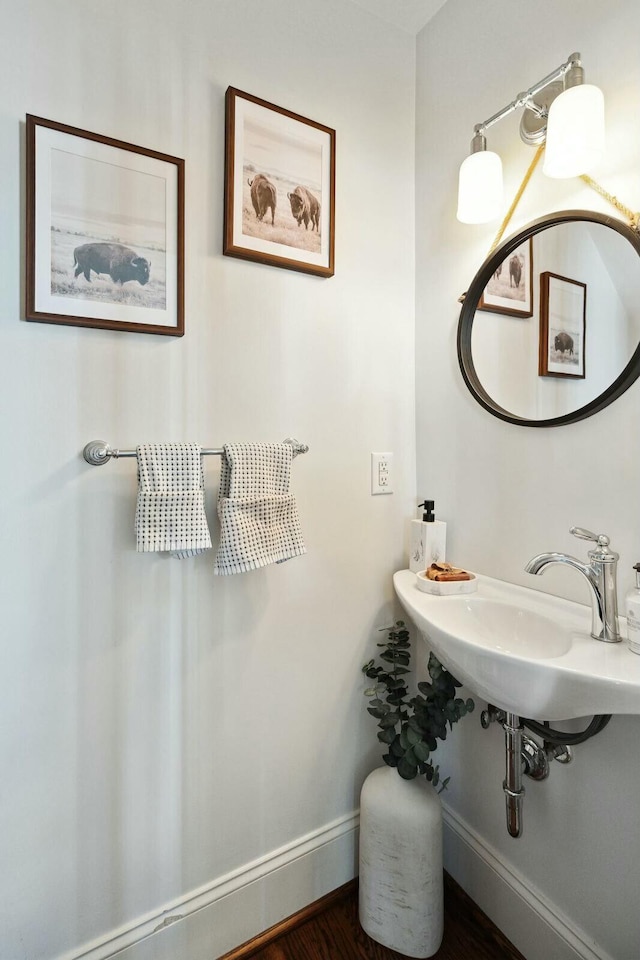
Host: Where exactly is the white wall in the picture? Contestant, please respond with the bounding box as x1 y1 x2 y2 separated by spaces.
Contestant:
0 3 416 958
417 2 640 957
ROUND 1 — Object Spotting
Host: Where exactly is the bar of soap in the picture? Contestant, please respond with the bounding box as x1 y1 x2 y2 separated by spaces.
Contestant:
425 562 472 582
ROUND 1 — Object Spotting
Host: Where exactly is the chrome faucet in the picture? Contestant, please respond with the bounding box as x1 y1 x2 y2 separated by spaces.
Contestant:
525 527 621 642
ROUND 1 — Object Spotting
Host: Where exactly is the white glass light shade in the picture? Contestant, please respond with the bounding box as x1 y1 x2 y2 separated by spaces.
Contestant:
543 84 605 178
456 150 503 224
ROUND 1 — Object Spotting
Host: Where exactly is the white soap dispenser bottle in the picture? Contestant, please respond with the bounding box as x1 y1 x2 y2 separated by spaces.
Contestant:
626 563 640 655
409 500 447 573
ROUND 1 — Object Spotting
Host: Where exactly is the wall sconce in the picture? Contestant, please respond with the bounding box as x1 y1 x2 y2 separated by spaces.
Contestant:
457 52 605 224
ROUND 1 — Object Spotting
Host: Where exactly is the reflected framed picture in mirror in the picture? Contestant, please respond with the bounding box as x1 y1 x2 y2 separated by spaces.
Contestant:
478 238 533 318
458 210 640 427
539 272 586 379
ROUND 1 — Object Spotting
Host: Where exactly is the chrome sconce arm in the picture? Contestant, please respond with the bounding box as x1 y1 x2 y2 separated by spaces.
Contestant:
471 52 585 145
457 52 605 224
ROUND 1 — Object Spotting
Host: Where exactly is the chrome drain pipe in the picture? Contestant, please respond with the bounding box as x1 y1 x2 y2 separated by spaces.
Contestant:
481 705 575 838
503 712 525 838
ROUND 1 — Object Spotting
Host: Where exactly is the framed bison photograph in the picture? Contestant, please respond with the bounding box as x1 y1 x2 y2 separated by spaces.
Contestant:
478 238 533 318
223 87 335 277
25 115 184 336
539 271 586 379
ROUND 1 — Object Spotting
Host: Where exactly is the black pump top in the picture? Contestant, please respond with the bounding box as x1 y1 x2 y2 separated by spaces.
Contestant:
418 499 435 522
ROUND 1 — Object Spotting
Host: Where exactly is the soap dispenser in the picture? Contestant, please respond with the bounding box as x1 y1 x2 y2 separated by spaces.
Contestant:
409 500 447 573
626 563 640 655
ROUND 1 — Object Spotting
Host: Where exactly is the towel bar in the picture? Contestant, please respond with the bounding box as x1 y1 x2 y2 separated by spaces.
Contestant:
83 438 309 466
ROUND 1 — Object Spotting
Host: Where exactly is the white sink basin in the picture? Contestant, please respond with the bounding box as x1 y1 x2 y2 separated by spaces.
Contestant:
394 569 640 720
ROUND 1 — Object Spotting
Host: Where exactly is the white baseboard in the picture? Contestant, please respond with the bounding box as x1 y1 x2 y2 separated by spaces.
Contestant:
57 799 611 960
442 803 612 960
57 811 359 960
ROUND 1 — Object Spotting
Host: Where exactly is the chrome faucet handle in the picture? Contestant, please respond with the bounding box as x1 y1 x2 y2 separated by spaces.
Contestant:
570 526 617 561
570 526 610 548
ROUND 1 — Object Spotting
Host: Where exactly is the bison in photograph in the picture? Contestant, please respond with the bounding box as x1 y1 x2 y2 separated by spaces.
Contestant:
73 242 151 285
248 173 277 225
287 185 320 232
554 331 574 356
509 254 523 288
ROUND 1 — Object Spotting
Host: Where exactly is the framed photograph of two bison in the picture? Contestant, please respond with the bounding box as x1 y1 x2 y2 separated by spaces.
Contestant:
26 115 184 336
224 88 335 277
478 238 533 319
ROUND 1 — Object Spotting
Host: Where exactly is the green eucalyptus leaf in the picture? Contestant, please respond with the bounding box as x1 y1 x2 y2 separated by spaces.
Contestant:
428 660 442 680
403 746 419 766
367 706 388 719
397 757 418 780
378 727 397 744
415 741 432 763
405 725 423 747
408 715 426 734
380 650 410 666
363 625 471 790
385 689 404 700
379 713 400 729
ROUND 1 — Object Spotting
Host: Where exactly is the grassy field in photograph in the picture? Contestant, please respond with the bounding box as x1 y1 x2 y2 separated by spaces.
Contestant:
484 271 526 303
241 167 321 254
50 229 166 310
549 329 581 367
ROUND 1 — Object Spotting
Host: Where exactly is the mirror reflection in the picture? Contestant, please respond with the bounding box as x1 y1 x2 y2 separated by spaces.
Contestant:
466 218 640 423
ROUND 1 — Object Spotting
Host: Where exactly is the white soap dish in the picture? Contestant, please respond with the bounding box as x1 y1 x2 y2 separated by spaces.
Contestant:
416 570 478 596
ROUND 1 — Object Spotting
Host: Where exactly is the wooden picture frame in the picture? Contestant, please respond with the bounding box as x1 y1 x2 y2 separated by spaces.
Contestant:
539 271 586 378
26 115 184 336
478 238 533 318
224 87 335 277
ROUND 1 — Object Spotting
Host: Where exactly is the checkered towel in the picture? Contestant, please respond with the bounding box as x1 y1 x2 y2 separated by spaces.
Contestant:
135 443 212 558
213 443 306 575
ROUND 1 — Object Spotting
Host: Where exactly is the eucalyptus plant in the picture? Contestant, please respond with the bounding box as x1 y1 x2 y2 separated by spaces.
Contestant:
362 620 474 790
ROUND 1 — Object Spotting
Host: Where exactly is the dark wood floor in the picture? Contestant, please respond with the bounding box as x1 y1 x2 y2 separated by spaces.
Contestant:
229 875 526 960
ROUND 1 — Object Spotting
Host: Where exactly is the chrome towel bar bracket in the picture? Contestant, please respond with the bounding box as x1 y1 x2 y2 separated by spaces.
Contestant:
82 438 309 466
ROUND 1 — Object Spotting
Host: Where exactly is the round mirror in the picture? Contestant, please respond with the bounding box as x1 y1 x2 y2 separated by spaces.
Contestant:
457 211 640 426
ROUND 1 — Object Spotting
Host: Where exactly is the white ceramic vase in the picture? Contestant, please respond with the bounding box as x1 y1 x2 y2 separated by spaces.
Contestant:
358 765 444 958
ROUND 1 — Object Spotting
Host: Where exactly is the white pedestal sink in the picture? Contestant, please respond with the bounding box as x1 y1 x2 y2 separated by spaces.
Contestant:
394 569 640 720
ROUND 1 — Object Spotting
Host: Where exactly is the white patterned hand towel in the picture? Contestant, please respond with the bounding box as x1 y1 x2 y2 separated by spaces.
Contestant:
135 443 212 558
213 442 306 575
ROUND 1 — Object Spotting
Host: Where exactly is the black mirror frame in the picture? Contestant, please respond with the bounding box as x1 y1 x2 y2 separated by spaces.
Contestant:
457 210 640 427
